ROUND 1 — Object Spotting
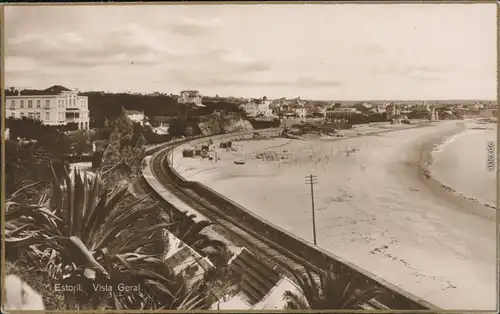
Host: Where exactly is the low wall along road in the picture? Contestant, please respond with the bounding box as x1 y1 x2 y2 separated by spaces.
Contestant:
143 129 439 310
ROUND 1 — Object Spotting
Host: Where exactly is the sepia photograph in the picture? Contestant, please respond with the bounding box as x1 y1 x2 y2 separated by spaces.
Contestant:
2 2 498 312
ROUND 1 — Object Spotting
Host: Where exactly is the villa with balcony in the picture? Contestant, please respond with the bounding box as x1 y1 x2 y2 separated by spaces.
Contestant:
5 85 89 130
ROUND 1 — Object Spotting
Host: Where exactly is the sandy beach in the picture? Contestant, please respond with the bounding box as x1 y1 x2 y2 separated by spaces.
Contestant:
172 121 496 310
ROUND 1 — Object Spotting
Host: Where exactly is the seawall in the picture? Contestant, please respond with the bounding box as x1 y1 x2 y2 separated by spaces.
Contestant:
158 129 439 310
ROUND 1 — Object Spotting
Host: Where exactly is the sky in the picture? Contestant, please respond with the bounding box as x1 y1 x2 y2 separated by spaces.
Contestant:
4 3 497 101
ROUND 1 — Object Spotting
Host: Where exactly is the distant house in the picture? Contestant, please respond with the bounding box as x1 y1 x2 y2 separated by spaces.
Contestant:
290 104 306 119
240 97 273 117
413 101 437 113
178 90 204 107
361 102 372 109
370 103 389 114
326 108 358 119
386 103 402 120
125 110 145 125
255 97 273 117
464 103 483 110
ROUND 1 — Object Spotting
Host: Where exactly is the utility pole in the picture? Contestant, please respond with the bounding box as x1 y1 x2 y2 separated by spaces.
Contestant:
305 174 318 245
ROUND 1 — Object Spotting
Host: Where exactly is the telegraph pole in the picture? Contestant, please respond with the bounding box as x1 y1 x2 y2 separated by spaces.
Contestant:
305 174 318 245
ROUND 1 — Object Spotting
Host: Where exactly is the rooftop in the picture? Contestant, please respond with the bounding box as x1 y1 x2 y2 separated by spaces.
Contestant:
228 248 281 306
180 90 201 96
6 85 74 96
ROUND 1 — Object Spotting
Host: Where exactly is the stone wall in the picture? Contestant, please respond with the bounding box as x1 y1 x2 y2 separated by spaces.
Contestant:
161 129 438 310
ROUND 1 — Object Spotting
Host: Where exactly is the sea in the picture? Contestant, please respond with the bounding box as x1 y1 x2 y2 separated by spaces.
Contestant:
430 122 497 208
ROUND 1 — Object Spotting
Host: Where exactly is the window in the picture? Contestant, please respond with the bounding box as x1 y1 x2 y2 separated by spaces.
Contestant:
28 112 35 119
10 112 15 118
36 100 41 108
20 112 25 117
20 100 24 108
45 100 50 107
28 100 33 108
65 99 68 106
36 112 41 120
45 112 50 120
10 100 15 109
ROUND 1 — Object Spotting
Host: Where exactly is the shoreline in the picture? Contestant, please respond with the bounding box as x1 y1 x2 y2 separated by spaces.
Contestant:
417 123 496 221
172 120 496 309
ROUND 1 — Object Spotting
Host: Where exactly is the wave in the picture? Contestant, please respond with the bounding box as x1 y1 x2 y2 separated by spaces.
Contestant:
426 126 496 212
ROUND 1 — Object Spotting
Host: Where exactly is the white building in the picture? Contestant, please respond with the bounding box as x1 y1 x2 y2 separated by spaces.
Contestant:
6 85 89 130
240 97 273 117
152 123 170 135
178 90 204 107
326 107 358 119
290 104 307 119
124 110 145 125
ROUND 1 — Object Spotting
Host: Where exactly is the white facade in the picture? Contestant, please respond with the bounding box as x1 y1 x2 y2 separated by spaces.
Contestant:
292 106 307 119
240 98 273 117
125 110 145 125
178 90 204 107
6 87 89 130
256 99 273 117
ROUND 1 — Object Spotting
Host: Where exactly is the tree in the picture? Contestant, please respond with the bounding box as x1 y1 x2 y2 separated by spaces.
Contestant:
168 118 188 138
68 130 93 156
99 110 146 184
283 265 385 310
4 139 68 198
5 169 212 310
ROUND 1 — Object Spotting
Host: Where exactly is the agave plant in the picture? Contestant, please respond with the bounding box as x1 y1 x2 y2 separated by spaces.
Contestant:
5 167 206 310
282 265 385 310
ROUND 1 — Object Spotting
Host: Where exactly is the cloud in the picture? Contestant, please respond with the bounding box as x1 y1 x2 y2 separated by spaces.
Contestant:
362 43 386 54
371 64 447 81
218 49 272 73
170 16 221 37
5 56 38 73
6 23 182 69
196 76 342 88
